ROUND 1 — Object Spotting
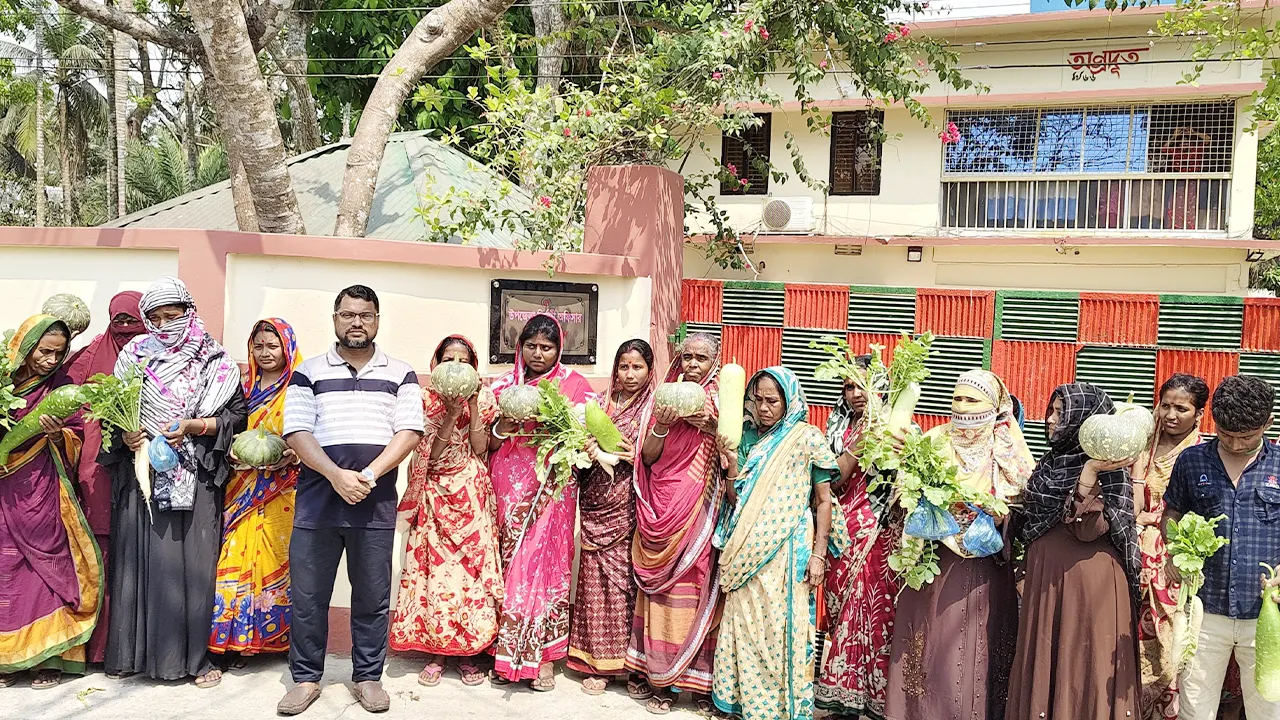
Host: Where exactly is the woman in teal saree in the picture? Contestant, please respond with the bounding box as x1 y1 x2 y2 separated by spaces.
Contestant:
711 367 850 720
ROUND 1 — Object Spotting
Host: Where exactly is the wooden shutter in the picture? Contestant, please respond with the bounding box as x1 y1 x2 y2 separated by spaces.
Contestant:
829 111 883 196
721 114 771 195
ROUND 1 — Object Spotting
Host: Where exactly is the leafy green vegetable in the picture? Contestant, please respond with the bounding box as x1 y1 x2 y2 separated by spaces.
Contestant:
0 328 27 429
811 331 1005 589
1166 512 1231 607
80 367 144 451
531 379 593 499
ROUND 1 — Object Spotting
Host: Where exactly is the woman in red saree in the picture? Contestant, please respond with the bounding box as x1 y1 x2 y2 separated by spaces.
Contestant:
63 291 144 665
488 315 593 690
627 332 723 715
1131 374 1207 720
817 365 899 720
0 315 102 688
391 335 502 688
570 339 656 695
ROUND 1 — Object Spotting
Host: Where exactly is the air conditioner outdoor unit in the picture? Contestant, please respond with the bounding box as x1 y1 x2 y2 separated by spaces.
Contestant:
760 196 815 233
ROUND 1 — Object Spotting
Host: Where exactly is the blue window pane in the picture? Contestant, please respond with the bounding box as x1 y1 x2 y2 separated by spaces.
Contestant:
1129 110 1150 172
945 111 1037 174
1084 110 1133 172
1036 110 1084 172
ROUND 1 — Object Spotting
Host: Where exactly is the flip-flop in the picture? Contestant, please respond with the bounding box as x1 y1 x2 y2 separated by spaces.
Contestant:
581 677 608 695
418 662 445 687
628 679 654 700
488 669 513 686
31 670 61 690
646 694 674 715
194 670 222 689
530 674 556 692
458 662 485 687
0 674 20 688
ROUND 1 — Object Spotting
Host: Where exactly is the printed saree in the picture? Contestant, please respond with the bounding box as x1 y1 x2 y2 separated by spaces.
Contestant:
391 335 503 657
489 321 593 681
712 367 850 720
0 315 102 675
625 355 723 693
209 318 301 655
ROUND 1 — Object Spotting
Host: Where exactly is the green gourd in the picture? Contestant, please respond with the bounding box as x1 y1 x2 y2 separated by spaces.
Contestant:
1258 563 1280 702
431 361 480 399
584 401 622 453
1079 400 1154 462
499 385 541 421
654 381 706 417
230 427 288 468
0 384 85 465
41 293 91 337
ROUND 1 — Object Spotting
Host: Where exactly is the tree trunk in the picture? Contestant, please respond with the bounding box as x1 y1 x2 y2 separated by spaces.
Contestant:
333 0 517 237
183 69 198 178
229 155 258 230
34 59 45 227
531 0 566 91
127 41 159 138
187 0 304 234
113 29 128 217
57 91 76 225
105 38 117 220
270 10 321 153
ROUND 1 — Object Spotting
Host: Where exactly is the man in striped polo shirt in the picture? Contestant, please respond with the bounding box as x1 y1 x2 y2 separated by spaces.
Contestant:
277 285 423 716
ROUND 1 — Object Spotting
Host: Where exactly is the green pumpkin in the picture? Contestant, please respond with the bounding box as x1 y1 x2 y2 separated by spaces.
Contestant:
655 381 706 418
431 361 480 399
499 385 541 421
1079 402 1155 462
231 428 288 468
41 293 91 337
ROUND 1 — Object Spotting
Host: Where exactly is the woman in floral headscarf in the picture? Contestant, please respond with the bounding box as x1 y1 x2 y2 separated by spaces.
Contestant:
885 370 1033 720
391 335 502 688
0 315 101 689
100 276 247 686
208 319 302 661
711 366 849 720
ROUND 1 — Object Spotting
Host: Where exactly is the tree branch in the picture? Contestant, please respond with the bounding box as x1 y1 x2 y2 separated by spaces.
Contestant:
244 0 290 54
54 0 197 54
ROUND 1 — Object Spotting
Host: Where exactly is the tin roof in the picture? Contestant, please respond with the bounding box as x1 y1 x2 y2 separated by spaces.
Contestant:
103 131 529 248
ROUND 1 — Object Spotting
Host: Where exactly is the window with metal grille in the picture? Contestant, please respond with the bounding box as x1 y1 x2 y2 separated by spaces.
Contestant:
941 102 1235 232
721 114 772 195
830 111 883 196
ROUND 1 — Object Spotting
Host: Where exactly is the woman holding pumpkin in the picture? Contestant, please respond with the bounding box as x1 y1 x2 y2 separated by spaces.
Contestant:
208 319 302 661
1005 382 1142 720
0 315 101 689
390 335 502 688
626 332 724 715
816 359 900 720
710 366 849 720
570 339 654 695
488 315 593 690
1131 373 1208 720
63 291 145 666
884 370 1033 720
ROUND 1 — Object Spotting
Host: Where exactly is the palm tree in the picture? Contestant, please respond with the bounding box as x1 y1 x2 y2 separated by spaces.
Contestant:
125 132 229 213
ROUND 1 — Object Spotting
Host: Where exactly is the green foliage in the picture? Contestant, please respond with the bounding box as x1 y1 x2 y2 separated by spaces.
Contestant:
413 0 973 268
80 367 143 450
532 379 592 499
1165 512 1230 606
124 132 228 213
0 329 27 430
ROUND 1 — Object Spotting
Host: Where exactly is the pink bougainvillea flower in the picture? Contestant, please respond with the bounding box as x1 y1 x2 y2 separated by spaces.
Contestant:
584 108 593 117
537 196 552 208
743 19 755 32
899 25 911 37
726 163 738 176
759 28 770 40
563 127 572 137
819 60 829 70
885 30 900 43
939 121 962 144
739 178 749 187
712 71 723 80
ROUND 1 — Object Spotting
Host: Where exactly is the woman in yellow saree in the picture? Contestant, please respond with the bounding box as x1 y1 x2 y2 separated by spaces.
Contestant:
0 315 102 688
209 318 301 659
711 366 849 720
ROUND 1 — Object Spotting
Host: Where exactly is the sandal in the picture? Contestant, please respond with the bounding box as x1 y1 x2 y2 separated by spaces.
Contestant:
582 676 608 695
695 697 714 716
628 677 654 700
530 671 556 693
418 661 445 687
0 673 19 688
194 669 222 689
489 669 512 686
646 693 675 715
32 670 61 690
458 662 485 687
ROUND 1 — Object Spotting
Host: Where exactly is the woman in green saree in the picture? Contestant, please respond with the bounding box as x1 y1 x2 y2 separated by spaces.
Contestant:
711 366 850 720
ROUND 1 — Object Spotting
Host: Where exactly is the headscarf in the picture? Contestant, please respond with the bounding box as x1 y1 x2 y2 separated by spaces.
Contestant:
490 314 576 398
244 318 300 411
739 367 811 481
116 276 241 511
6 314 71 394
933 370 1034 502
603 340 657 448
64 291 144 385
1020 382 1141 596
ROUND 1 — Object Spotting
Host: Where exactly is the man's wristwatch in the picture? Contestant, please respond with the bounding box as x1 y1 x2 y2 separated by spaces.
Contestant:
360 467 377 486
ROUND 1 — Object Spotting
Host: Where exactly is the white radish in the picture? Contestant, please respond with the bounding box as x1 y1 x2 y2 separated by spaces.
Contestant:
1183 596 1205 670
595 450 619 479
134 438 153 523
1170 603 1188 672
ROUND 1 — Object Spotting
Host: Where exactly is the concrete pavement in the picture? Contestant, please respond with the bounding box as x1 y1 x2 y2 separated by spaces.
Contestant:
4 655 703 720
